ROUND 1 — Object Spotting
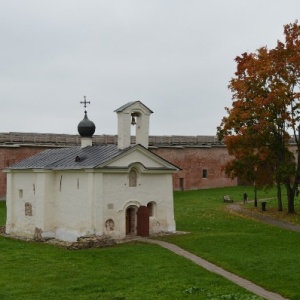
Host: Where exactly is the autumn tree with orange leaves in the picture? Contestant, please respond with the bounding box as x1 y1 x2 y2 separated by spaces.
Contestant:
218 21 300 213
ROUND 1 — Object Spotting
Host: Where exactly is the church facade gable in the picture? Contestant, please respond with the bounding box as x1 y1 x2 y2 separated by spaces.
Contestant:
100 145 179 172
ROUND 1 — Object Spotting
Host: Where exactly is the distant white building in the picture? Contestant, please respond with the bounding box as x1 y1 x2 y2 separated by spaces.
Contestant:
5 101 178 242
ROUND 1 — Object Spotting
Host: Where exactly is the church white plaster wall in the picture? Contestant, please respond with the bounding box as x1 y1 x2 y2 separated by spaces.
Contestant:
37 171 56 238
54 172 94 241
34 170 54 236
152 174 176 232
92 172 104 236
5 171 37 237
135 113 150 148
80 137 93 148
117 113 131 149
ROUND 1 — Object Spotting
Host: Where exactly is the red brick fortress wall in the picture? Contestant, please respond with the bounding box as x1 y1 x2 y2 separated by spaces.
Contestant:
0 146 51 198
151 146 237 191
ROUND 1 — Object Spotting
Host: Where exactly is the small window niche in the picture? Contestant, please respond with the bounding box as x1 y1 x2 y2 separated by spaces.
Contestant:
202 169 208 178
179 178 184 191
147 202 156 217
107 203 114 209
19 189 23 199
129 169 137 187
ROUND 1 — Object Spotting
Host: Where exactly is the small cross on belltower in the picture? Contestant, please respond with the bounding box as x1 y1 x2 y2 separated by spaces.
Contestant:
80 96 91 112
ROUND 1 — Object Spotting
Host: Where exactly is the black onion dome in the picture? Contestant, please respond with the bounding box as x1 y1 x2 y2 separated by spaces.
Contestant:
77 111 96 137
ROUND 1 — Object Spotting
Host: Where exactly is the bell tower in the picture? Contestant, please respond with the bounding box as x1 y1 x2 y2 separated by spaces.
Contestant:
115 101 153 150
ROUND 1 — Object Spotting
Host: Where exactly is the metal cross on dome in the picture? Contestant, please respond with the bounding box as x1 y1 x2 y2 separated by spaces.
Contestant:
80 96 91 110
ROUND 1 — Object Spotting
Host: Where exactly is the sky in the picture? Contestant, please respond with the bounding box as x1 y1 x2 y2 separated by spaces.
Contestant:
1 1 300 137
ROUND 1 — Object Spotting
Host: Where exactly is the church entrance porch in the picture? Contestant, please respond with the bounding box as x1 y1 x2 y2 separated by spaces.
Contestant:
125 205 149 237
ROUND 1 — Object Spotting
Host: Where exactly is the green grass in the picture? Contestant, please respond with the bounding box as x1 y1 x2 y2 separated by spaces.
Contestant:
0 200 260 300
0 187 299 299
162 186 300 300
0 239 260 300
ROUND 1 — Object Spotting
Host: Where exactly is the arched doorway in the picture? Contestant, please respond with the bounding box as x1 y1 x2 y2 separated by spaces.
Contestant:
126 206 137 235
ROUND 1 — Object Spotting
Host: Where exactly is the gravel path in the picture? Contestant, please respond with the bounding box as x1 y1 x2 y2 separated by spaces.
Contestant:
138 238 289 300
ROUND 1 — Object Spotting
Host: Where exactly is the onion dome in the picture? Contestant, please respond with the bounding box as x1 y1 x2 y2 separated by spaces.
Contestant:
77 111 96 137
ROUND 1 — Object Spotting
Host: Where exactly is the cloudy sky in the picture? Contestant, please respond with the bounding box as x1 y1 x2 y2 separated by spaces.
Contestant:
1 1 300 136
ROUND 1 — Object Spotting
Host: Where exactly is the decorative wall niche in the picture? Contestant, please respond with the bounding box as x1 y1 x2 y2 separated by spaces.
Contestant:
25 202 32 216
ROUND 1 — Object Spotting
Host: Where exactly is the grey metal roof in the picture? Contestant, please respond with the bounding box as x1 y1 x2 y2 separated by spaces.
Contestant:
114 101 136 112
8 145 132 170
114 101 153 113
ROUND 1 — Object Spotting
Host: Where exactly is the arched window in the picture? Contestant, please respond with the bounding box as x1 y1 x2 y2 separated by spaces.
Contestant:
129 169 137 187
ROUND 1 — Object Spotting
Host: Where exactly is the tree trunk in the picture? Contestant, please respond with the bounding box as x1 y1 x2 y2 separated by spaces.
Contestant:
285 182 295 213
276 181 283 211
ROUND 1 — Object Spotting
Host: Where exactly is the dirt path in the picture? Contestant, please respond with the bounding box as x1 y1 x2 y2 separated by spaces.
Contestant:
227 203 300 232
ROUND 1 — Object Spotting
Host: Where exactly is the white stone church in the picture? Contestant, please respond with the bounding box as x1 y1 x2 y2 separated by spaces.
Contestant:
5 101 178 242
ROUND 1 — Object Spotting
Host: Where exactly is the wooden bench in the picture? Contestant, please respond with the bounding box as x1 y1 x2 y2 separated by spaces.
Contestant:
223 195 233 203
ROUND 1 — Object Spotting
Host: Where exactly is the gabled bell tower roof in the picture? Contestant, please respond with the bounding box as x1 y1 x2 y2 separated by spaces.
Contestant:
114 101 153 114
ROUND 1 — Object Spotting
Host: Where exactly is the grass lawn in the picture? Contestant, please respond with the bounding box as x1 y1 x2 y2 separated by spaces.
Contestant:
0 186 299 299
163 186 300 300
